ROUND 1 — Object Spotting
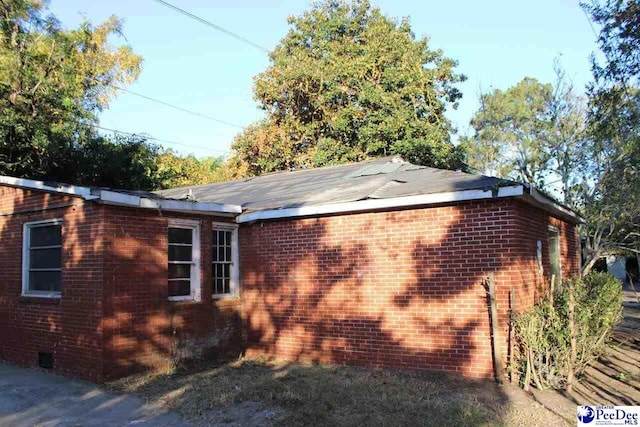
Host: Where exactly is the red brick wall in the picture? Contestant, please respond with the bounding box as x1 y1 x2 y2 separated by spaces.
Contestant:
100 206 242 380
1 183 579 381
0 185 104 380
0 185 243 381
240 199 580 378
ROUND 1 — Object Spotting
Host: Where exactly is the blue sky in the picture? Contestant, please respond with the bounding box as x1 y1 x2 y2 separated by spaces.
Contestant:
49 0 599 158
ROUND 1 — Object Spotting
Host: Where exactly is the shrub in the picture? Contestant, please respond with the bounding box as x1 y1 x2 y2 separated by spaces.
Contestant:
513 272 623 390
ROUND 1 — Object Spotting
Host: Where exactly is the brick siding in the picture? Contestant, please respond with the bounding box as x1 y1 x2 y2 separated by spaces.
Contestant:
240 199 580 378
0 184 580 380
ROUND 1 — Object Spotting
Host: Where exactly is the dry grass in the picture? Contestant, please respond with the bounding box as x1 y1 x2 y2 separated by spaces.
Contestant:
106 292 640 426
108 357 548 426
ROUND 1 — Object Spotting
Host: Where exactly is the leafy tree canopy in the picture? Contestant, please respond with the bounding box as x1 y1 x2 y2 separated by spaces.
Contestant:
579 0 640 271
230 0 466 176
0 0 143 181
462 78 554 187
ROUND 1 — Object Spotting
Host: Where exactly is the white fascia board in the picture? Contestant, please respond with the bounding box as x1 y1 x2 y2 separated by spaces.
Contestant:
98 190 141 206
236 185 525 223
0 175 95 199
0 174 239 215
98 190 241 215
526 187 583 223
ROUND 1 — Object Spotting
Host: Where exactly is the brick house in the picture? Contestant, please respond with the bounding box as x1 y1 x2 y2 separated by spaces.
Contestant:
0 157 581 381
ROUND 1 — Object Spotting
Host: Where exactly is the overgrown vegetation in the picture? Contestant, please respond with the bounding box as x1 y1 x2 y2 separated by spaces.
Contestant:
514 273 623 390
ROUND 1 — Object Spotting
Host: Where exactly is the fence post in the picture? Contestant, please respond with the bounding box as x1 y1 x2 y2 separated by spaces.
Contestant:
509 288 515 384
486 274 505 384
566 278 576 393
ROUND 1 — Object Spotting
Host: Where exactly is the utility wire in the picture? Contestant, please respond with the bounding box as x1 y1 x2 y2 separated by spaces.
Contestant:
151 0 270 53
581 3 599 38
92 124 230 155
114 86 244 129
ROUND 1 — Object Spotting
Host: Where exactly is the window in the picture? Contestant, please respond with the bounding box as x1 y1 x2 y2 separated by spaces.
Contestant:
212 223 239 297
22 219 62 297
168 219 201 301
548 227 562 284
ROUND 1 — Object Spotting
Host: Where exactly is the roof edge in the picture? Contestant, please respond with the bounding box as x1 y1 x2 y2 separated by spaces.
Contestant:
523 186 584 224
0 175 242 216
98 190 241 215
236 185 584 224
236 185 525 223
0 175 96 199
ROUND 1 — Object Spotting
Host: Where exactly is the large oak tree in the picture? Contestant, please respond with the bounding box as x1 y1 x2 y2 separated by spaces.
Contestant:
230 0 466 176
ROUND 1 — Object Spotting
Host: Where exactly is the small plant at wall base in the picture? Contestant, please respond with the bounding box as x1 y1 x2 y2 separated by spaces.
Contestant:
513 272 623 391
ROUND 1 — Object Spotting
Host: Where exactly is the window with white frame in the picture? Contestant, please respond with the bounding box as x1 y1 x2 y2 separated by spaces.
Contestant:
168 219 201 301
23 219 62 297
212 223 239 297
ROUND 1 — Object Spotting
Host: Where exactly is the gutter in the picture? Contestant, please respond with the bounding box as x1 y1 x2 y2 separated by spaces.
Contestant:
236 184 583 224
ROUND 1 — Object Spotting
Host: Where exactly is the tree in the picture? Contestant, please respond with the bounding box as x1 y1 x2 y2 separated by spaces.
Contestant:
155 153 226 189
583 0 640 86
463 61 588 206
230 0 466 176
0 0 142 179
580 87 640 274
462 78 554 188
579 0 640 274
546 60 588 207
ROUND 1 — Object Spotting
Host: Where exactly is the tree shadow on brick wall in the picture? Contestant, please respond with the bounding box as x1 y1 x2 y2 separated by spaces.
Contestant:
241 201 542 389
0 194 243 381
0 187 99 377
237 204 525 422
93 208 244 381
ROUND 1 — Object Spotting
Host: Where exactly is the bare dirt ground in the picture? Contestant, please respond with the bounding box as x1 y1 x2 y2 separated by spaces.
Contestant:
109 289 640 427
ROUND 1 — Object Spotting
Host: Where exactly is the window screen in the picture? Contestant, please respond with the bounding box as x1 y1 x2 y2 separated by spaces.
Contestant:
24 221 62 295
168 226 194 298
212 229 233 295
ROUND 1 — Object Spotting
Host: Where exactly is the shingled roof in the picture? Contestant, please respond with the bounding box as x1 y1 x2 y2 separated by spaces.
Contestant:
155 157 516 212
0 157 580 222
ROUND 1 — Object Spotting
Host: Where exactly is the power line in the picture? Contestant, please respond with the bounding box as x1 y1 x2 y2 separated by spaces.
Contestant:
581 3 599 38
92 125 230 155
152 0 270 53
114 86 244 129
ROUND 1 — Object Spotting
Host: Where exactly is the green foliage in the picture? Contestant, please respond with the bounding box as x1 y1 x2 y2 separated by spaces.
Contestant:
0 0 142 180
70 135 164 191
579 0 640 271
155 153 226 189
463 78 553 186
231 0 466 176
583 0 640 86
514 273 623 389
463 66 588 200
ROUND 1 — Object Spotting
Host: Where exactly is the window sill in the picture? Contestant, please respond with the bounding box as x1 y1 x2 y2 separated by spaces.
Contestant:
168 298 201 305
18 295 61 305
212 295 241 306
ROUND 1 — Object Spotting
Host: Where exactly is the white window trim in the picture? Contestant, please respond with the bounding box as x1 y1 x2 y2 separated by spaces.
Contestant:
168 218 201 302
22 218 63 298
211 222 239 299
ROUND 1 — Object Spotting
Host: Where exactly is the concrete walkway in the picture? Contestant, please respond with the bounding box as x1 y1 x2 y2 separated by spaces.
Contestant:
0 364 190 427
